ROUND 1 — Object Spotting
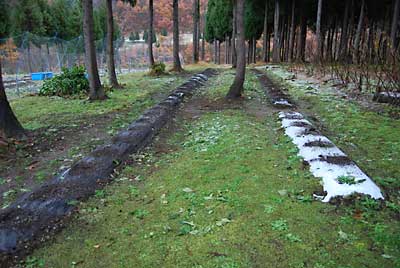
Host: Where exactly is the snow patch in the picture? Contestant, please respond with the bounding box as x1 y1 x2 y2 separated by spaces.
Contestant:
273 99 293 107
279 111 383 202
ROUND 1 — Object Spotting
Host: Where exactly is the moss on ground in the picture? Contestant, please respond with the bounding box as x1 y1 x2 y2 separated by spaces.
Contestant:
26 69 399 268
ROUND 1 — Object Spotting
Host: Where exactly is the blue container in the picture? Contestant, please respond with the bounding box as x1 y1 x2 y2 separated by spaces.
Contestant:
31 73 45 80
31 72 54 80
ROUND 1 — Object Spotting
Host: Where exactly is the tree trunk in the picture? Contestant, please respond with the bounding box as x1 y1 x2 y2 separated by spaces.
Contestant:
106 0 120 88
201 30 205 61
83 0 105 100
390 0 400 54
226 0 245 99
0 59 25 139
316 0 323 62
262 0 269 62
353 0 365 64
267 32 271 62
272 0 280 62
231 0 237 68
296 11 306 62
201 4 206 61
247 40 250 64
172 0 183 72
148 0 155 66
288 0 296 62
338 0 350 62
218 40 221 64
27 42 33 74
193 0 200 63
253 37 257 63
214 39 218 63
225 35 229 64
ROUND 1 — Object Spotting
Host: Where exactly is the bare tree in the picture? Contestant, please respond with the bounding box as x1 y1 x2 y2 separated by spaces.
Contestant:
148 0 155 66
172 0 183 72
83 0 105 100
272 0 280 63
226 0 245 99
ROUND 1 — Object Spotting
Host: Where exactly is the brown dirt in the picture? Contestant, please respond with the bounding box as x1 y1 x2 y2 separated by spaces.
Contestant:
0 88 182 206
304 140 334 148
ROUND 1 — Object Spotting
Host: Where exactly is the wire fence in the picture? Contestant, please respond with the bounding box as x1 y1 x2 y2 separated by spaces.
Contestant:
0 32 184 99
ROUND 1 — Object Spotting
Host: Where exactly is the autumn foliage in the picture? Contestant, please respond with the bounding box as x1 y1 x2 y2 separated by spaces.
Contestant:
114 0 208 36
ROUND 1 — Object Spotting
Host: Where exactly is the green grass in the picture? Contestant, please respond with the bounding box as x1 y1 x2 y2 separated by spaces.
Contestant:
10 72 188 130
27 70 399 268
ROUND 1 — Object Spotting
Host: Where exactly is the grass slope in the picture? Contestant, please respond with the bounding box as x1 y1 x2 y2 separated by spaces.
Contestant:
24 69 399 268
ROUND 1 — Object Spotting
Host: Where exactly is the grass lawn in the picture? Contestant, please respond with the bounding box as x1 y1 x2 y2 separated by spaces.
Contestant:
25 68 399 268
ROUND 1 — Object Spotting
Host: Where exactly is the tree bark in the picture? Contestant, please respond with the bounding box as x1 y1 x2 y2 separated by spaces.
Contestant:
148 0 155 66
226 0 245 99
316 0 323 62
214 39 218 63
231 0 237 68
296 11 306 62
253 37 257 63
262 0 269 62
106 0 120 88
353 0 365 63
0 59 25 139
225 35 229 64
83 0 105 100
338 0 350 62
288 0 296 62
218 40 221 64
390 0 400 53
172 0 183 72
272 0 280 63
193 0 200 63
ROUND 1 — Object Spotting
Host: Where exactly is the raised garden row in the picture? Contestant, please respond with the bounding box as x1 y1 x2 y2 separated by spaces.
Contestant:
254 69 383 203
253 69 294 108
0 68 218 264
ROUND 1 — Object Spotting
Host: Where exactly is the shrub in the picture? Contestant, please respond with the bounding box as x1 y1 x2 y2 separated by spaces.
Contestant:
149 62 166 76
39 65 89 97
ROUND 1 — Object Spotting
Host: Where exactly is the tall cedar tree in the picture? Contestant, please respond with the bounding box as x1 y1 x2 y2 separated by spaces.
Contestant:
83 0 106 100
272 0 280 62
148 0 155 66
262 0 269 62
226 0 245 98
106 0 120 88
315 0 323 62
172 0 183 71
193 0 200 63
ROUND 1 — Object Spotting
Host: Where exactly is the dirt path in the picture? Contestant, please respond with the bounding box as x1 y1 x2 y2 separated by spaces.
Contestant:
0 74 194 207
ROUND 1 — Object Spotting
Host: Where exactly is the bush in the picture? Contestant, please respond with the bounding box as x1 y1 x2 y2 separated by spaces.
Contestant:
39 65 89 97
149 62 166 76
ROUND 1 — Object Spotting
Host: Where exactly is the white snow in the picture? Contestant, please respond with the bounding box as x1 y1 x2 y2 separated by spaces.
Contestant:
279 111 384 202
273 99 293 107
378 92 400 98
